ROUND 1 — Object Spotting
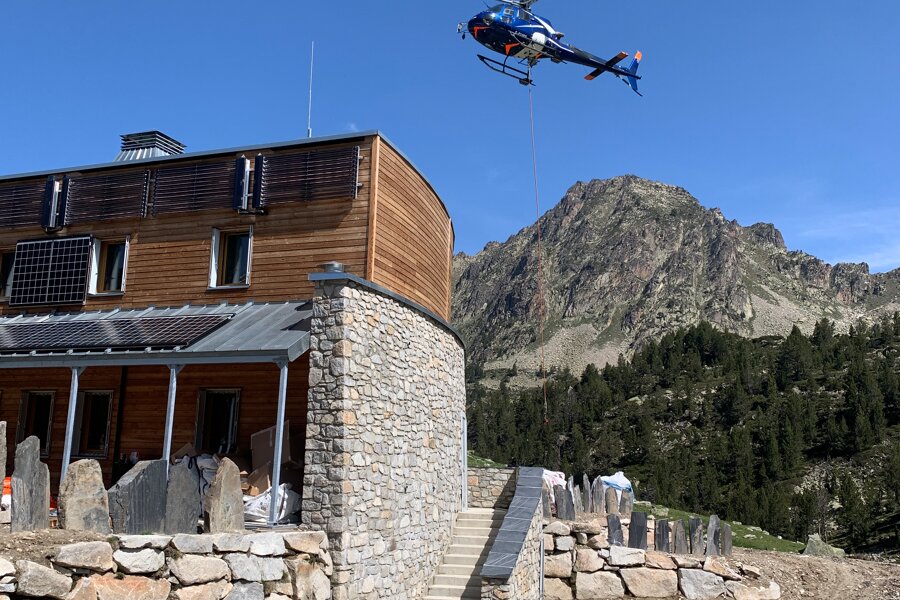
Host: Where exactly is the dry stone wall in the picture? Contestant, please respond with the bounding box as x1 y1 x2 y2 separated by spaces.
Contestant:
302 277 466 600
467 468 515 509
542 518 782 600
0 530 332 600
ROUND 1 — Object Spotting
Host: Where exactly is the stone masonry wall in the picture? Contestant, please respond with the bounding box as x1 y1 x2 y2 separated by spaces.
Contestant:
302 278 466 600
480 499 543 600
0 530 331 600
467 468 516 509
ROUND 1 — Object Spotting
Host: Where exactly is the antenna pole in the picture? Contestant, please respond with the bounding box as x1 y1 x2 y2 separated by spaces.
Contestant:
307 41 315 139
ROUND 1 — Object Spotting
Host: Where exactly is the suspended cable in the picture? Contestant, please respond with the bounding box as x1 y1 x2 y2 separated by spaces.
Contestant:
527 73 549 421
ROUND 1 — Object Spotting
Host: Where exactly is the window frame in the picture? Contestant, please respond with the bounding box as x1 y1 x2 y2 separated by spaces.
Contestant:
0 249 15 302
17 390 56 457
208 226 253 290
194 388 241 455
88 236 130 296
72 390 114 459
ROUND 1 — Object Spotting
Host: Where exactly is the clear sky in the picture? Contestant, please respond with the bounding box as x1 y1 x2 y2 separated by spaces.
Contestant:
2 2 899 271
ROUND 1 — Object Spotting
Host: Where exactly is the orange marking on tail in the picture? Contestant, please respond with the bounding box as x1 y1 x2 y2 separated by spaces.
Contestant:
635 51 643 61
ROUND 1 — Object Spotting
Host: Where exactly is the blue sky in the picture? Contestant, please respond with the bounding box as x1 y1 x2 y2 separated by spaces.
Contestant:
2 2 899 271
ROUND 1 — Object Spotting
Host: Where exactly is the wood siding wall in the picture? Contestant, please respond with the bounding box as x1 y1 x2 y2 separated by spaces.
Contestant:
370 142 454 320
0 361 308 491
0 135 453 320
0 139 372 313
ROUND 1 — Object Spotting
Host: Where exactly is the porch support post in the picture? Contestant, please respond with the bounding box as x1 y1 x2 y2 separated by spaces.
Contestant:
268 359 289 527
163 365 184 477
60 366 86 487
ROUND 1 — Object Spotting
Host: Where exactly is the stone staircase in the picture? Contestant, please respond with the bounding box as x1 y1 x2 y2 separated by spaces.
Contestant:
423 508 506 600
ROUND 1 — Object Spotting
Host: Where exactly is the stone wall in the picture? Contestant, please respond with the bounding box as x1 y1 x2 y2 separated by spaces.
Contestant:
0 530 332 600
302 277 466 600
542 519 782 600
467 468 516 509
480 499 543 600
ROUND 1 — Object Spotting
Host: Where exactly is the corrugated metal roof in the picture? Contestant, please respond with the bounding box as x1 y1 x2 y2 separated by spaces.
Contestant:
0 300 311 368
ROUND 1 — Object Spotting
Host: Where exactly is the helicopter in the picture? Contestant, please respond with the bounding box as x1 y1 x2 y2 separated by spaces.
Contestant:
459 0 642 94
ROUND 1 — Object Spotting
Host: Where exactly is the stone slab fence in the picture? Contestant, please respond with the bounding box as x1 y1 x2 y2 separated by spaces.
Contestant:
0 531 331 600
479 467 544 600
466 467 516 509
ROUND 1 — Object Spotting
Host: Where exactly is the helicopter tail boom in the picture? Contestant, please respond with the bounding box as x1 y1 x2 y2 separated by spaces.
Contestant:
584 51 629 80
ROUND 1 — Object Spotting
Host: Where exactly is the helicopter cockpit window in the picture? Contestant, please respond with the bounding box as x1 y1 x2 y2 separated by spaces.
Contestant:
502 6 514 23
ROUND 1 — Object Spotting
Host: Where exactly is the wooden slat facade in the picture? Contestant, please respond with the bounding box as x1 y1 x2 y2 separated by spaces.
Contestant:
0 132 454 491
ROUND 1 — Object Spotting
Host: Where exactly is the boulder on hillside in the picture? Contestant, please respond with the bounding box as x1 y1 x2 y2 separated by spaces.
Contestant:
802 534 845 557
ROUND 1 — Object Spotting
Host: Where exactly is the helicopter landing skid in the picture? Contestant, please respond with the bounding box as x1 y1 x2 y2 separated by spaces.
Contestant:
477 55 533 86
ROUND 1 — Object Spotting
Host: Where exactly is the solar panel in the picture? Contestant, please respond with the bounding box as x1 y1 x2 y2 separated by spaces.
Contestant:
0 314 232 353
9 237 93 306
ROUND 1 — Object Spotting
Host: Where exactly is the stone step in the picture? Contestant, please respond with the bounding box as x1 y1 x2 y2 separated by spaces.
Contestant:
427 583 481 598
451 535 491 546
438 564 482 577
432 574 480 587
442 552 486 566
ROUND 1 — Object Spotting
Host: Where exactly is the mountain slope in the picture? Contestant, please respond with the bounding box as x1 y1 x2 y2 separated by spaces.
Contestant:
452 176 900 379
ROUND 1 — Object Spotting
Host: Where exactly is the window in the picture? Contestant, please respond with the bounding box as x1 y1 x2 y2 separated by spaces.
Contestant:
18 391 55 455
209 228 252 288
73 391 113 457
0 251 14 300
195 390 240 454
90 238 129 294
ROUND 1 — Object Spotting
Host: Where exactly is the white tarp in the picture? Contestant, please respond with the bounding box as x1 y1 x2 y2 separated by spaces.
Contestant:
542 470 566 505
600 471 633 502
244 484 300 524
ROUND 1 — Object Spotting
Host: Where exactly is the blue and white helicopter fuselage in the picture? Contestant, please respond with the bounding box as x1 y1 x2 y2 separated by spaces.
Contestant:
463 2 642 93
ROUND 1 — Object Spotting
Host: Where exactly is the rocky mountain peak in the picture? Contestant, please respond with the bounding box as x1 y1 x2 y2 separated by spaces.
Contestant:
452 176 900 383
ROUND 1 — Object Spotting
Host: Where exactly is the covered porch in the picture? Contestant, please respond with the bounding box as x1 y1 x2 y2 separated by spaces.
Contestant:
0 301 312 525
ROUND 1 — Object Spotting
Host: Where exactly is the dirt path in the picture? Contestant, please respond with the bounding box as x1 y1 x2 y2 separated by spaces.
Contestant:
733 548 900 600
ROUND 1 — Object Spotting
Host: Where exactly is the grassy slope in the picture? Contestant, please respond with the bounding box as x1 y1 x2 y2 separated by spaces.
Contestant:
642 502 806 553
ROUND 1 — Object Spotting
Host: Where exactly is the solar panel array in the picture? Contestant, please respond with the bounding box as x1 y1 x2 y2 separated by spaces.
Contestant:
0 314 231 353
9 237 92 306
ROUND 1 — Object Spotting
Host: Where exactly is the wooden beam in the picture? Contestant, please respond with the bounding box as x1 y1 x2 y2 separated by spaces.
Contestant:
365 136 382 280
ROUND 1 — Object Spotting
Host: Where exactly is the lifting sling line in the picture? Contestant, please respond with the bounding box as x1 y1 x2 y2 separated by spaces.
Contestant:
527 75 550 421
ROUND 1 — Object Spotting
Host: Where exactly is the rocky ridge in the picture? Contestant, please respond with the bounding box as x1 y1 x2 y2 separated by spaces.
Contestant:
452 176 900 382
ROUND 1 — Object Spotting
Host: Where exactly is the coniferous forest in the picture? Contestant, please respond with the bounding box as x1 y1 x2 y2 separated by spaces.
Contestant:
467 317 900 553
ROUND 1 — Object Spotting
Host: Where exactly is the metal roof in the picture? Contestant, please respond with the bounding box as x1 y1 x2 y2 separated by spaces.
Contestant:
0 301 311 368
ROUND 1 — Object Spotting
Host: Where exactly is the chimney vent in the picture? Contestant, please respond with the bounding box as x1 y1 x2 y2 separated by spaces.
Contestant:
321 261 346 274
115 131 186 162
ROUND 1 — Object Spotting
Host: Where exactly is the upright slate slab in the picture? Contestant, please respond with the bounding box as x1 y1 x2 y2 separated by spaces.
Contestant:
607 514 624 546
572 485 584 515
619 489 634 519
673 520 689 554
58 459 111 533
655 518 670 552
706 515 721 556
582 474 592 513
591 477 606 516
205 458 244 533
689 517 704 557
11 436 49 532
541 485 552 518
605 486 620 515
627 511 648 550
165 460 202 534
721 523 733 557
553 485 575 521
109 460 167 534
